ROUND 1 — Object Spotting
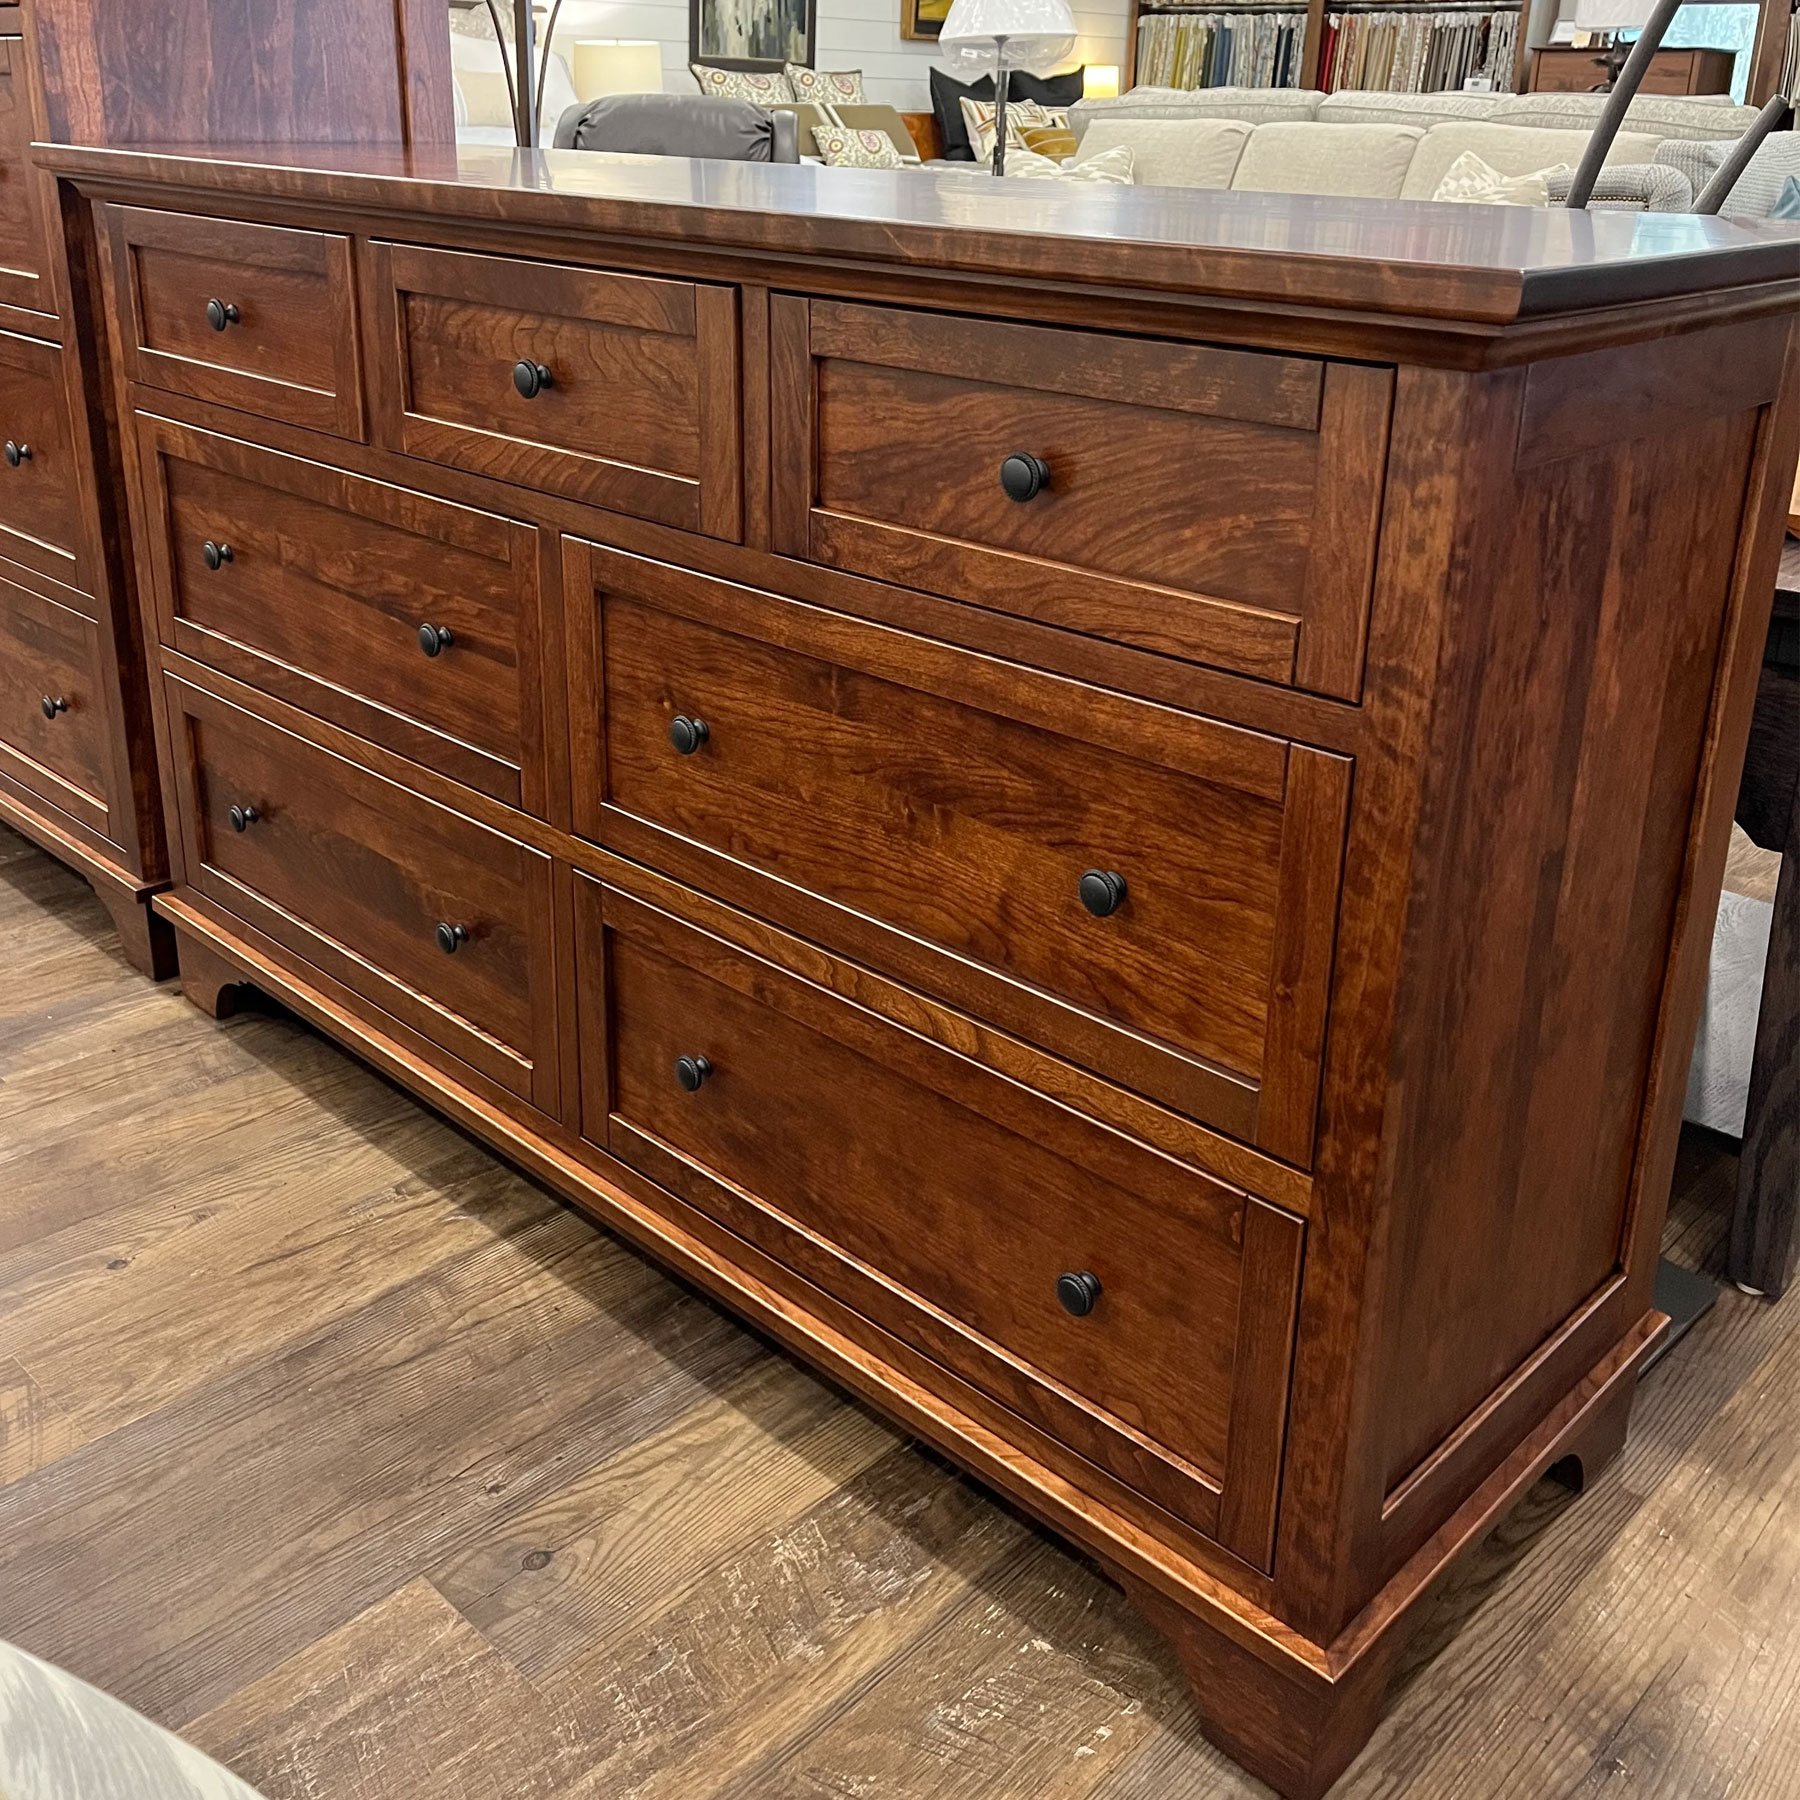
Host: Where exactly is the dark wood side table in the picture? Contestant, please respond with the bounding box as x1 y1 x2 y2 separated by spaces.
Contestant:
1728 536 1800 1296
1528 45 1737 94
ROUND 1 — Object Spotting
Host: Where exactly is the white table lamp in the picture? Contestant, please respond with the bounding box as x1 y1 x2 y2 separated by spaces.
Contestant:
940 0 1077 175
571 39 664 102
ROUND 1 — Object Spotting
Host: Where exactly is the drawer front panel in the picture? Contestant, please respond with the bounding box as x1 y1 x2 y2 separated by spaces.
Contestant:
168 679 557 1109
771 298 1392 699
0 38 52 317
108 207 364 438
577 545 1350 1164
371 243 741 539
0 329 84 589
139 416 539 808
579 873 1306 1564
0 573 109 834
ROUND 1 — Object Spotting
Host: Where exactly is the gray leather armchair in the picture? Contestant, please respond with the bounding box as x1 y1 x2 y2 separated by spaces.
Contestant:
552 93 800 162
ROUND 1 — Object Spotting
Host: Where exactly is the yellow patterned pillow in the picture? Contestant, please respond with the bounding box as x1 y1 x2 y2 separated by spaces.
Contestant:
812 124 906 169
1019 122 1078 162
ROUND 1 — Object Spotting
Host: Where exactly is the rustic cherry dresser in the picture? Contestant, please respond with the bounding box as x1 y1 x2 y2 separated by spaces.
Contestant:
0 5 172 971
35 142 1799 1795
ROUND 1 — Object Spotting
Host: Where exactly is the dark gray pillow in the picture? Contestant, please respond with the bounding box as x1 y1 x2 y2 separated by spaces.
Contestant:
929 66 1085 161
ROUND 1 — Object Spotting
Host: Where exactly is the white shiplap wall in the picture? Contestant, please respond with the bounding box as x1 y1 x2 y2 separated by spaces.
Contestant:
539 0 1131 112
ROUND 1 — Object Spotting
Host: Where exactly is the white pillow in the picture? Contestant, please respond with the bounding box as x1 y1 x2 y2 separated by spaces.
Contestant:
1232 122 1424 199
1432 151 1568 207
1400 122 1662 201
1075 118 1251 190
456 65 515 129
1007 144 1134 184
452 74 469 129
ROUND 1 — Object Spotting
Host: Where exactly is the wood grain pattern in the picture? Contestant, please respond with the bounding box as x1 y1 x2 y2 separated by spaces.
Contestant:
585 566 1342 1147
0 570 109 836
135 413 541 809
109 207 365 439
164 676 560 1113
370 243 740 538
0 326 85 589
582 871 1301 1544
780 298 1381 691
0 37 51 318
28 0 456 148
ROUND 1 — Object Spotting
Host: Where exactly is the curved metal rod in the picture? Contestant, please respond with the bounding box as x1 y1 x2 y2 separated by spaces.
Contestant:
1563 0 1685 209
1694 94 1794 213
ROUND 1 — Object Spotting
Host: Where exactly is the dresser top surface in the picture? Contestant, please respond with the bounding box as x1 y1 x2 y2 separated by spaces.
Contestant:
35 138 1800 328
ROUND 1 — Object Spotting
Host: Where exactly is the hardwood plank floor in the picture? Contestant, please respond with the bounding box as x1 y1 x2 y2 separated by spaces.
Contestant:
2 820 1797 1800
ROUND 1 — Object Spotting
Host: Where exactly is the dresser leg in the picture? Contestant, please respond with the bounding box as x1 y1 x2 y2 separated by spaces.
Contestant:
172 924 251 1019
90 877 178 980
1118 1575 1397 1800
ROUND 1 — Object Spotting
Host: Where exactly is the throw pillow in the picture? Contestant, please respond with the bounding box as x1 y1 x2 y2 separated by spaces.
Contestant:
812 124 906 169
960 96 1060 167
1773 175 1800 220
787 65 865 105
1019 121 1079 162
929 65 1084 161
1006 144 1134 183
691 65 795 104
1432 150 1568 208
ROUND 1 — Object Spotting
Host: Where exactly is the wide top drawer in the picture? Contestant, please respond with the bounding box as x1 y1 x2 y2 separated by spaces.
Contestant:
369 243 742 541
106 207 364 439
772 299 1392 700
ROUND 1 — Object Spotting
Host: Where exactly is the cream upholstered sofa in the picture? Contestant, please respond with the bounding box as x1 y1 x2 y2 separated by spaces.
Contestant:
1064 86 1768 210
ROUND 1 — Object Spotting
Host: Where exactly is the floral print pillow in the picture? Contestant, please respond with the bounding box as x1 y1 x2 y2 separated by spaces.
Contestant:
787 65 866 105
811 124 905 169
691 65 796 103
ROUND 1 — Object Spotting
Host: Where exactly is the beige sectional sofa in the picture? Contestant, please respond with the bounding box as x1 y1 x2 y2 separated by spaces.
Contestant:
1064 86 1771 210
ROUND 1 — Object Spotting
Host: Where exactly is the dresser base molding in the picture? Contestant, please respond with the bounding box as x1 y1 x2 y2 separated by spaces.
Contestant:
0 786 174 978
152 895 1668 1799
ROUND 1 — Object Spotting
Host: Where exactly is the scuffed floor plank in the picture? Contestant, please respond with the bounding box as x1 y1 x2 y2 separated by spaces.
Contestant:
185 1579 594 1800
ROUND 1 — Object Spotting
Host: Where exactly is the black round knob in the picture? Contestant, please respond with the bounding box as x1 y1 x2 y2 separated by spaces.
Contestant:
1000 453 1050 503
40 694 67 719
1078 869 1128 918
668 714 709 756
4 440 30 467
512 360 554 399
206 298 241 332
1057 1271 1102 1317
201 540 234 571
675 1053 713 1093
227 803 259 833
435 922 469 955
418 622 454 658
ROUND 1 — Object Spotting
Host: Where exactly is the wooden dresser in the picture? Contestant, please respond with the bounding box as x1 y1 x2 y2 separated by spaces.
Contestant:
38 143 1799 1798
0 4 172 970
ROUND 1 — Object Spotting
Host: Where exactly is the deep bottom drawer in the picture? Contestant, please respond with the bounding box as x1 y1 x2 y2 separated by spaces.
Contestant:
575 868 1306 1567
167 676 559 1112
0 574 111 837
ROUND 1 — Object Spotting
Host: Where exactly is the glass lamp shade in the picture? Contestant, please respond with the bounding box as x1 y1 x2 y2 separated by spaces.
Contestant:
939 0 1078 74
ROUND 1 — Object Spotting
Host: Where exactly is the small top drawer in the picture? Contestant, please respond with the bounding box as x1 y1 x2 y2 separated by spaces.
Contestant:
106 207 364 438
369 243 741 540
138 415 541 810
771 299 1392 700
0 328 86 592
576 545 1351 1167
